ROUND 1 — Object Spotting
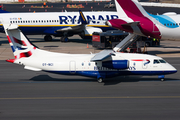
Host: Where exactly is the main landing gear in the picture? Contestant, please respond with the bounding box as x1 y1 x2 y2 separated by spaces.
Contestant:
60 36 69 42
97 77 103 83
44 35 52 41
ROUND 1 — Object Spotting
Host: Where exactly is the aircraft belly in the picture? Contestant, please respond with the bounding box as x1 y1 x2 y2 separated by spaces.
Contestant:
43 69 176 79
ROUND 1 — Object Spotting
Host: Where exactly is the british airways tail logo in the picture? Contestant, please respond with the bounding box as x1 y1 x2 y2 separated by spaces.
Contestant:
59 15 118 24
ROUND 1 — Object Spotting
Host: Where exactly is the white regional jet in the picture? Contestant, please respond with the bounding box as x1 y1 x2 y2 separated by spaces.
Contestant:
0 10 118 42
4 24 177 82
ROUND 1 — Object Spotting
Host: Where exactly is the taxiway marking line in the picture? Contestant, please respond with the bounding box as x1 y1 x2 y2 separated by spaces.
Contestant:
1 96 180 100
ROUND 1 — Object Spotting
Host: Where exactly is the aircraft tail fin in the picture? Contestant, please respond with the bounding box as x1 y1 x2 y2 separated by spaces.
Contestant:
115 0 148 19
79 10 88 24
3 24 36 63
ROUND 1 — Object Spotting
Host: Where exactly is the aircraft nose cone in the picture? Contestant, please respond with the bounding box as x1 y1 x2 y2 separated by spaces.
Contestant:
169 65 177 74
105 21 112 27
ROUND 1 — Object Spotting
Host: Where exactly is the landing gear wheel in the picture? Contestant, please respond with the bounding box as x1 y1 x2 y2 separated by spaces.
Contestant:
61 36 68 42
44 35 52 41
97 78 103 83
161 78 164 82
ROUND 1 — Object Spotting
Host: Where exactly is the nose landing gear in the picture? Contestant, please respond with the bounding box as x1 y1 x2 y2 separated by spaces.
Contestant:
158 75 165 82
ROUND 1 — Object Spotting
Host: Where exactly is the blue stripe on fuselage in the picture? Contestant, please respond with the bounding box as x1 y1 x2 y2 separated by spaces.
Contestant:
44 70 177 78
148 13 179 28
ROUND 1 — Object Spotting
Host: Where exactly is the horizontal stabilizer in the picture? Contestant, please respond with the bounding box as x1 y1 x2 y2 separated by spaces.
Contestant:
91 50 115 61
24 66 42 71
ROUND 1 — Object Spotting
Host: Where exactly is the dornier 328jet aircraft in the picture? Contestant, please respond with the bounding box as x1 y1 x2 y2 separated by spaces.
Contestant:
4 24 177 82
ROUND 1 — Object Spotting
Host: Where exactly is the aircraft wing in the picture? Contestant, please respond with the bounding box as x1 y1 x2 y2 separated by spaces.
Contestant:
56 24 85 32
91 50 115 61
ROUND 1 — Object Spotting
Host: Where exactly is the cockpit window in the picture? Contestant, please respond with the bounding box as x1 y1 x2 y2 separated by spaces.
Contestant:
153 59 167 64
159 59 166 63
154 59 160 64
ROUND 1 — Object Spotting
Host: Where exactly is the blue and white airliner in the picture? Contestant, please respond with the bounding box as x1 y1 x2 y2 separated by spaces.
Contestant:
0 10 118 41
4 24 177 82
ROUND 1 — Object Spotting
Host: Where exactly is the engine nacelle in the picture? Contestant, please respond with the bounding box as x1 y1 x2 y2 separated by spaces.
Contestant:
102 60 129 69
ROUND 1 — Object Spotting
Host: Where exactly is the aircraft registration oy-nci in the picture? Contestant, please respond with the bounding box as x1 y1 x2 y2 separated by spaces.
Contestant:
0 10 118 42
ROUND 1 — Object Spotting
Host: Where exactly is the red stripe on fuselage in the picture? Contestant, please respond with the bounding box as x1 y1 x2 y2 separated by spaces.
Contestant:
131 59 144 61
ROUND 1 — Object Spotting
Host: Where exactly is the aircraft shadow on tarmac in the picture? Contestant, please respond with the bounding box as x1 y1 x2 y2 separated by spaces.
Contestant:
29 74 180 85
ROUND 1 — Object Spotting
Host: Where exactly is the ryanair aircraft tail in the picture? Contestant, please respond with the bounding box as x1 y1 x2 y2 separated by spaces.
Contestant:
4 24 36 63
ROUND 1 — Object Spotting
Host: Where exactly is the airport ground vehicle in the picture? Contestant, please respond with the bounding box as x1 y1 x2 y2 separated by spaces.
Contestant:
92 30 160 49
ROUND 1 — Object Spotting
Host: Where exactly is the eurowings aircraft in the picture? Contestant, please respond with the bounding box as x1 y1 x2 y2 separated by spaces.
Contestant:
0 10 118 41
106 0 180 40
4 24 177 82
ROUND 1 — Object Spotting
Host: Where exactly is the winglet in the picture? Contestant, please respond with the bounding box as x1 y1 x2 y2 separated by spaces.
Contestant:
79 10 88 24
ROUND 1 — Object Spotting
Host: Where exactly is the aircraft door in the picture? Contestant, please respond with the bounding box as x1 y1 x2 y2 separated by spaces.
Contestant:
69 61 76 74
0 18 3 24
152 18 159 33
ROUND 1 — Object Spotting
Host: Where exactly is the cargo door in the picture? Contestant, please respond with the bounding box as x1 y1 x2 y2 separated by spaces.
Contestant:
69 61 76 74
